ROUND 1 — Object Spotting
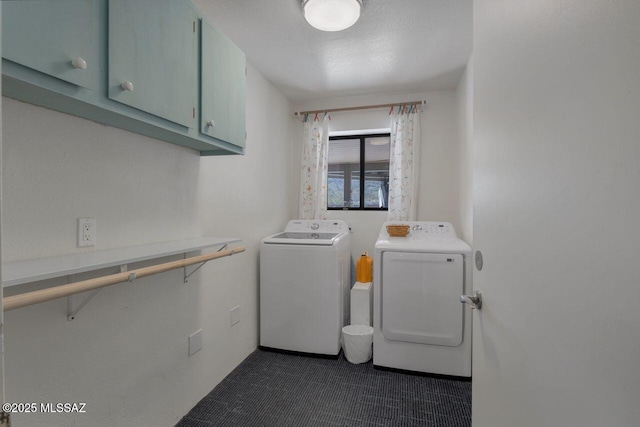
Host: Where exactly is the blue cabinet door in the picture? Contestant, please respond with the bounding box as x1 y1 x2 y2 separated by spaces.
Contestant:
201 19 246 148
108 0 197 128
2 0 98 89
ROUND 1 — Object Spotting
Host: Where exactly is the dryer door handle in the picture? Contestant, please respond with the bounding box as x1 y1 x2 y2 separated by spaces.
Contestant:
460 290 482 310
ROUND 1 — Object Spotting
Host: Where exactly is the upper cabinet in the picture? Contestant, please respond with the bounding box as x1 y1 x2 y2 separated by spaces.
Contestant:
1 0 246 156
108 0 197 128
2 0 98 89
201 20 246 148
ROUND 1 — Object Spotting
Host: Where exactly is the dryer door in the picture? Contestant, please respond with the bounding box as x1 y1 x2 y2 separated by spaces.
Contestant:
381 252 464 346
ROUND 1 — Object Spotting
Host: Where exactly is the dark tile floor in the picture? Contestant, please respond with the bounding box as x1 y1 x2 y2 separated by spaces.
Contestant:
176 349 471 426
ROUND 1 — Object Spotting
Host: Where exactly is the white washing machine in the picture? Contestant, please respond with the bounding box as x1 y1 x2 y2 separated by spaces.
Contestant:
260 220 350 356
374 221 472 377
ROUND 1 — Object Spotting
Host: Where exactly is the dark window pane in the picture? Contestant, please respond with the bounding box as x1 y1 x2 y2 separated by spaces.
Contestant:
327 134 390 210
350 175 360 208
364 137 390 208
328 139 360 208
327 175 345 208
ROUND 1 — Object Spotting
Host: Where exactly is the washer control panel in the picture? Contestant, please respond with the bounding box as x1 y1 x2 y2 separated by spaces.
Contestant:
285 220 350 234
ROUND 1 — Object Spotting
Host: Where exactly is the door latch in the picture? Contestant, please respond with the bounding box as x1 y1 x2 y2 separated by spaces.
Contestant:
460 290 482 309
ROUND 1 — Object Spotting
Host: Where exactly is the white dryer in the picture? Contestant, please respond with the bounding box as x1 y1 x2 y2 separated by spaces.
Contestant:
260 220 350 356
374 221 472 377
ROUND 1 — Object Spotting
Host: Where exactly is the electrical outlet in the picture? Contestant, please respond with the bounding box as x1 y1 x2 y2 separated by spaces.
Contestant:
188 329 203 357
77 218 96 247
230 305 241 327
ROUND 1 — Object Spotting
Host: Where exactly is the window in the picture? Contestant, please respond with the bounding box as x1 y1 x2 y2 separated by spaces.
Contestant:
327 133 390 210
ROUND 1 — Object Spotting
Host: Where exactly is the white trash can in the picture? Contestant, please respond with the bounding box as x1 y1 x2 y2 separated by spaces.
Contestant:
342 325 374 364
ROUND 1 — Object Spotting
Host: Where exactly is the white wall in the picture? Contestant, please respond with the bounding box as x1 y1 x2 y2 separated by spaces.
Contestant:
293 90 463 260
456 59 473 245
1 63 294 427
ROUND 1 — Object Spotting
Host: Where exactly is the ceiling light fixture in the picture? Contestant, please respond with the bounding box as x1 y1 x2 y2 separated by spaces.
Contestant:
302 0 363 32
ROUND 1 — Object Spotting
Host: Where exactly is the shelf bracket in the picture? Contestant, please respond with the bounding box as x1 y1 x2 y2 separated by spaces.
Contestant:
67 264 128 320
183 244 227 283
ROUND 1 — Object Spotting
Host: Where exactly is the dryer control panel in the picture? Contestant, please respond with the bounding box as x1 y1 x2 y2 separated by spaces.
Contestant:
382 221 457 239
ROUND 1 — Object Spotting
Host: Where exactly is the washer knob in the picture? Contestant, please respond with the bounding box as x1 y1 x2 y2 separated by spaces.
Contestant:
311 223 320 230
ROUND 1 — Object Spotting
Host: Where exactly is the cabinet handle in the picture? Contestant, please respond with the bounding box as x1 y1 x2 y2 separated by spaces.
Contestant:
71 57 87 70
207 120 216 127
120 81 134 92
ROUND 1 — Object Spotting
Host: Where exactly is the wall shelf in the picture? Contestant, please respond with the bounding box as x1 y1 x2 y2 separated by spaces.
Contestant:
2 237 241 288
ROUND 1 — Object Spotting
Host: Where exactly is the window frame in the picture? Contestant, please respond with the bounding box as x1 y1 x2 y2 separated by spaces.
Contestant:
327 132 391 211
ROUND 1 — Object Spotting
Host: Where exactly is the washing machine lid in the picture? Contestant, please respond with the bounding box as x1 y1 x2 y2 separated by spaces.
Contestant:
263 231 342 246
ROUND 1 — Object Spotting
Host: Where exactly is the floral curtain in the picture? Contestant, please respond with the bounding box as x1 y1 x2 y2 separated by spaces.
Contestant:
299 113 330 220
388 106 421 221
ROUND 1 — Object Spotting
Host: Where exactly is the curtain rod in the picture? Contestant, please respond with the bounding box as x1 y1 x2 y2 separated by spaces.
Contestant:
293 100 426 117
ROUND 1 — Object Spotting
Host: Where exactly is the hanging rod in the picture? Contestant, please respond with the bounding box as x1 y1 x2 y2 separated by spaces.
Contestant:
3 246 246 312
293 100 426 117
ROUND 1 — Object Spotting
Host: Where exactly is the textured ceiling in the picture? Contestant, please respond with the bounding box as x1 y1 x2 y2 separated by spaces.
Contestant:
192 0 472 103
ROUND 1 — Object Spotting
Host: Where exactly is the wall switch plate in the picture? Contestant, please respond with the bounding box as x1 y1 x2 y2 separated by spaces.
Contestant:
230 305 241 327
77 218 96 247
188 329 203 357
